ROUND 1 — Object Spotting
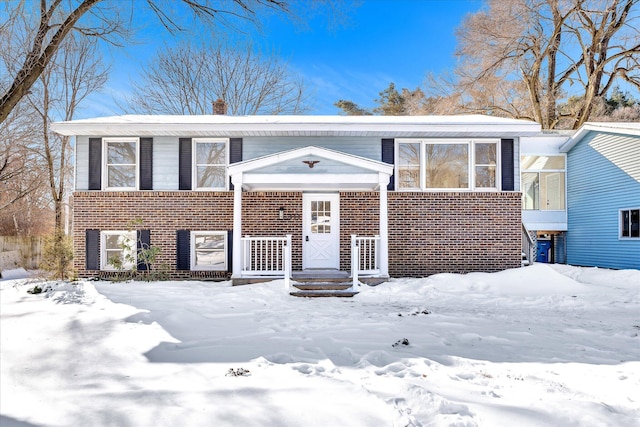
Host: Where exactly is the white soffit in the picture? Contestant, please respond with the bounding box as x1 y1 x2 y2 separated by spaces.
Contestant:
51 114 542 138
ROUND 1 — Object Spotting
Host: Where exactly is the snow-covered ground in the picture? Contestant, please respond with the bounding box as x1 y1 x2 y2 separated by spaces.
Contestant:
1 264 639 426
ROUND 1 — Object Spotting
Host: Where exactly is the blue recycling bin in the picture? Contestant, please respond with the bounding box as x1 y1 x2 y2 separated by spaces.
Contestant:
537 239 552 263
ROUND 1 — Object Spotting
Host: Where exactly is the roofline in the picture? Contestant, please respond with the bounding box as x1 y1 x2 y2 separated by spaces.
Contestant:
50 114 542 137
560 122 640 152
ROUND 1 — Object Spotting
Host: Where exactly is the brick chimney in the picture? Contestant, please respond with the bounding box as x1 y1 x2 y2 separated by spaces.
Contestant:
213 98 227 115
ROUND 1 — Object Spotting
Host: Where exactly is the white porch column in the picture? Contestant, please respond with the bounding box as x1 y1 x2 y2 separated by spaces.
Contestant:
232 176 242 278
379 174 390 277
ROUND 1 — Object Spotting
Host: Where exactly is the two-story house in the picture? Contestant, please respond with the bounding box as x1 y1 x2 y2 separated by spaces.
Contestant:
51 114 543 283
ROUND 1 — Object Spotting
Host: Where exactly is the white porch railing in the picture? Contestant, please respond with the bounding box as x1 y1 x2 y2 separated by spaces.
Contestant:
241 235 292 289
351 234 380 289
521 223 535 266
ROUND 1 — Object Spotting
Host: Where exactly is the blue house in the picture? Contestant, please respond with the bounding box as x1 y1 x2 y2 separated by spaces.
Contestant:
560 123 640 270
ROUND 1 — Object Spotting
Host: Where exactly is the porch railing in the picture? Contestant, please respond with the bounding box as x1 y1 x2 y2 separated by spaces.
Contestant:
521 223 535 266
241 235 292 288
351 235 380 289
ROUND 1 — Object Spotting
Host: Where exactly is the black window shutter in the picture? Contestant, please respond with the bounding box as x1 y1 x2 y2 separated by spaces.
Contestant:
229 138 242 190
501 139 515 191
88 138 102 190
176 230 190 270
381 138 395 191
86 229 100 270
139 138 153 190
179 138 192 190
227 229 233 273
137 229 151 271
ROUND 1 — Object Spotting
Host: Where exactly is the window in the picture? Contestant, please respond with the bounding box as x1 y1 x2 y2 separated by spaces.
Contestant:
521 155 565 210
620 208 640 238
194 138 227 189
396 139 499 190
311 201 331 234
104 138 138 189
101 231 136 270
191 231 227 270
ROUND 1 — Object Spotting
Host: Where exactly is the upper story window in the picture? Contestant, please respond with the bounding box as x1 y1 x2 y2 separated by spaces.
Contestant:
104 138 138 190
521 155 565 210
194 138 227 190
620 208 640 239
396 139 499 191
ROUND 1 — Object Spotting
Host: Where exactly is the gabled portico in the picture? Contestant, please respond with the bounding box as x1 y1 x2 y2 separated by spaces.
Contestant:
228 146 393 282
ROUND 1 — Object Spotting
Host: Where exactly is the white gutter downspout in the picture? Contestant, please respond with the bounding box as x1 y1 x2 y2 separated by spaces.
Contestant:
232 175 243 278
379 173 390 277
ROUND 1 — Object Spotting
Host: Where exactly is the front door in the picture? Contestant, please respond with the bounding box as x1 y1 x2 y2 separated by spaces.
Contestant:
303 193 340 270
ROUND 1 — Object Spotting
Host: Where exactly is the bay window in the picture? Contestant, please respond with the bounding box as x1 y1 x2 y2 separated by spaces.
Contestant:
521 155 565 210
396 139 499 190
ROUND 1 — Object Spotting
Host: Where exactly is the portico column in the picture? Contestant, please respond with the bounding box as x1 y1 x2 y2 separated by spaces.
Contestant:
379 174 390 277
232 175 242 278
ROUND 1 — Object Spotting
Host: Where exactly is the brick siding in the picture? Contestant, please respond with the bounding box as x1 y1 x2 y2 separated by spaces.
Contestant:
73 190 521 280
388 192 522 276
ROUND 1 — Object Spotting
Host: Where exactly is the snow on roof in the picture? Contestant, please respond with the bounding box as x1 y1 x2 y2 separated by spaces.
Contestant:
50 114 542 138
560 122 640 152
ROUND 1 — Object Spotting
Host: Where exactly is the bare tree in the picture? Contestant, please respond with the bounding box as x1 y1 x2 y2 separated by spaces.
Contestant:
0 0 304 124
127 41 309 115
26 33 108 232
448 0 640 129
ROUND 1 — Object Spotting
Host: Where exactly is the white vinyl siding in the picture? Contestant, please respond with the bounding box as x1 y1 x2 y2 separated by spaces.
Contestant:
243 136 381 162
75 136 89 190
152 136 179 190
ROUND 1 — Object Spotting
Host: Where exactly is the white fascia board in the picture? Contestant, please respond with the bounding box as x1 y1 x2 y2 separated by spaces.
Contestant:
228 146 393 175
560 123 640 152
50 114 542 137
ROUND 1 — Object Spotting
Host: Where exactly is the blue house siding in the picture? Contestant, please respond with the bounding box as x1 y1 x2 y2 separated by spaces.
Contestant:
566 132 640 269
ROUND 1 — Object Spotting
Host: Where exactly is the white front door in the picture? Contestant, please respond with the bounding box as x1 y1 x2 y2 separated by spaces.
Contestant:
303 193 340 270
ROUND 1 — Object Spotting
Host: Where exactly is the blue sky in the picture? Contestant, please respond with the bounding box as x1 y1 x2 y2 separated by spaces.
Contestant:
87 0 484 118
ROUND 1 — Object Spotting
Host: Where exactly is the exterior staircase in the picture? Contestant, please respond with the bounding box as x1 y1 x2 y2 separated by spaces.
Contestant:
289 270 358 297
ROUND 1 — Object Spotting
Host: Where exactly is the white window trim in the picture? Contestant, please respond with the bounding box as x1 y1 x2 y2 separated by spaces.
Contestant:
192 138 229 191
395 138 501 192
190 231 228 271
102 137 139 191
619 207 640 240
100 230 137 271
520 153 567 212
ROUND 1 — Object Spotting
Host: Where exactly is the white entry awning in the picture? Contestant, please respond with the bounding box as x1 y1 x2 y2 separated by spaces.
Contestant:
229 146 393 191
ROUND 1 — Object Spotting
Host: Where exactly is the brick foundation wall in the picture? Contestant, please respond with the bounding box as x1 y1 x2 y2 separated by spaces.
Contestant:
73 190 521 280
388 192 522 276
73 191 234 279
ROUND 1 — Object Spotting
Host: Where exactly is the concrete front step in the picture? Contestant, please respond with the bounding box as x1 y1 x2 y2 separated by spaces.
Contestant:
292 282 353 291
289 289 358 298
